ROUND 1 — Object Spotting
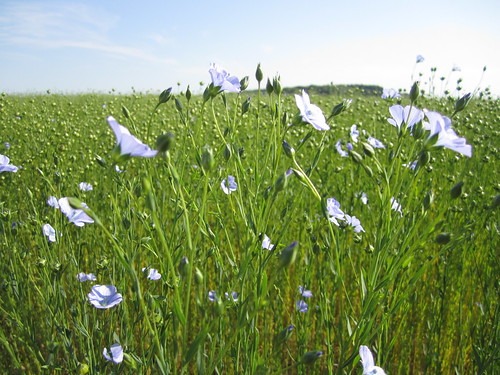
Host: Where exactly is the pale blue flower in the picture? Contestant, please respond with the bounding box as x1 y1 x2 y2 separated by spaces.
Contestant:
208 290 217 302
221 175 237 195
142 267 161 281
452 64 461 72
423 110 472 157
79 182 93 191
350 125 360 143
209 63 241 93
77 272 97 282
403 161 417 170
262 234 274 250
4 142 10 149
299 286 313 298
416 55 425 63
296 300 308 313
388 105 424 131
0 154 18 173
47 196 59 208
107 116 158 157
344 214 365 233
103 343 124 364
367 137 385 148
88 285 122 309
326 198 345 226
58 197 94 227
359 345 386 375
295 90 330 131
42 223 57 242
225 291 238 302
357 192 368 205
335 140 349 157
381 88 401 99
391 197 403 216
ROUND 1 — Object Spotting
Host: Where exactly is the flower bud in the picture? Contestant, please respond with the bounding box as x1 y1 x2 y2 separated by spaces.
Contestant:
95 155 107 168
122 105 131 119
185 85 192 101
412 120 425 140
194 267 204 284
158 88 173 104
156 132 174 153
178 256 189 278
435 232 451 244
300 350 323 365
273 75 282 95
330 99 352 117
282 140 296 159
175 97 183 113
418 150 431 167
255 63 264 83
361 142 375 157
203 86 211 103
241 97 251 115
240 76 249 91
275 169 292 193
454 93 472 115
224 143 232 161
410 81 420 103
423 189 434 210
274 325 294 346
266 78 274 95
201 145 215 171
68 197 84 210
278 241 298 269
450 181 464 199
349 150 364 164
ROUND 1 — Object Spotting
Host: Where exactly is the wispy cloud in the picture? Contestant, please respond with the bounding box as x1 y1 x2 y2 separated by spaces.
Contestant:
0 2 175 64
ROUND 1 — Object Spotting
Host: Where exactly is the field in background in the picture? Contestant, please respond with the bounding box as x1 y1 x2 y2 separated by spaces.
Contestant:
0 84 499 374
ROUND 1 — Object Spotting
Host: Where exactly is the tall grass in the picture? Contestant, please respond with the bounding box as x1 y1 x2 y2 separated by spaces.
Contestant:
0 69 498 374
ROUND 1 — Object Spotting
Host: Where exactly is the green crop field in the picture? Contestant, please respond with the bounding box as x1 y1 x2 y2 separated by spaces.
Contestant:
0 66 499 374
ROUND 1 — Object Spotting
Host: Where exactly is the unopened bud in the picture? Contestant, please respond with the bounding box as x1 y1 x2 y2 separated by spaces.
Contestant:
224 143 232 161
158 88 173 104
330 99 352 117
273 75 282 95
175 97 183 113
349 150 364 164
255 63 263 83
282 140 296 159
278 241 298 269
201 145 215 171
178 256 189 278
194 267 203 284
241 97 251 115
156 132 174 153
361 142 375 157
423 189 434 210
274 325 294 346
68 197 84 210
300 350 323 365
418 150 431 167
450 181 464 199
186 86 192 101
412 121 425 140
435 232 451 244
454 93 472 115
122 105 131 119
410 81 420 103
275 169 292 193
266 78 274 95
240 76 249 91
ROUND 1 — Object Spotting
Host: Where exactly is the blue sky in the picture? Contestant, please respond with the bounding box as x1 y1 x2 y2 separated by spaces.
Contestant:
1 0 499 95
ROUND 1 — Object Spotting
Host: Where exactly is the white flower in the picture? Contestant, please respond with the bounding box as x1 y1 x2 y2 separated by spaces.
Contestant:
107 116 158 157
423 110 472 157
209 63 241 93
359 345 386 375
326 198 345 226
103 343 124 364
391 197 403 217
42 224 57 242
295 90 329 131
0 154 18 173
262 234 274 250
58 197 94 227
221 175 237 195
77 272 97 282
79 182 93 191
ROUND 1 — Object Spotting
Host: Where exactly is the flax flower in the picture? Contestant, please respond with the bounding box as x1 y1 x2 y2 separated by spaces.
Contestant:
0 154 18 172
221 175 237 195
359 345 386 375
58 197 94 227
107 116 158 157
423 110 472 157
295 90 329 131
209 63 241 93
103 343 124 364
388 105 424 131
88 285 122 309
